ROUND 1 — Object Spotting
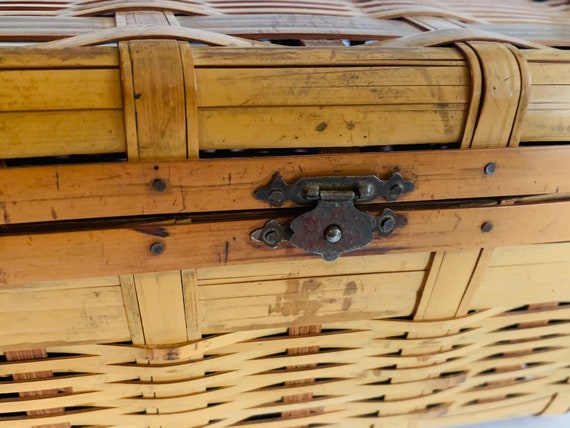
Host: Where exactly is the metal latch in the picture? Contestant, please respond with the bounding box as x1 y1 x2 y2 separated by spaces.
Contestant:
251 172 414 261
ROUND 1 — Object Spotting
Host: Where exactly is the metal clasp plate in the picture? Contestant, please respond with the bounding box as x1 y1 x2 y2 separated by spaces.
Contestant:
251 172 413 261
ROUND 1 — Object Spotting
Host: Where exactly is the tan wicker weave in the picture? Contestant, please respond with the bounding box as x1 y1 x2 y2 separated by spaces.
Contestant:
0 1 570 427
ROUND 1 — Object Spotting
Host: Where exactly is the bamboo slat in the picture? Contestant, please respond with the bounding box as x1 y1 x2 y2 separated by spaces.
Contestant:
1 146 569 224
2 201 570 286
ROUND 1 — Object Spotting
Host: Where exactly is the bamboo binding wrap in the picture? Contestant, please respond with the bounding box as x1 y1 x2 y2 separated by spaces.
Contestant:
0 1 570 428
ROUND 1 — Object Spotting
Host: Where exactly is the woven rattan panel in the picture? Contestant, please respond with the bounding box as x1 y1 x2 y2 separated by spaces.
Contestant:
0 0 569 46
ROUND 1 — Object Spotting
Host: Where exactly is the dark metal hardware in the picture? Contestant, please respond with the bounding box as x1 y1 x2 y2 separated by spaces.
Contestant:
250 219 292 249
255 172 415 207
149 242 165 255
484 163 496 175
151 178 167 192
251 172 413 261
481 222 493 233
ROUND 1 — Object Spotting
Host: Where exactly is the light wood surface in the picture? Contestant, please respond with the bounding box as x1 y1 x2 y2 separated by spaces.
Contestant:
1 146 569 224
1 201 570 286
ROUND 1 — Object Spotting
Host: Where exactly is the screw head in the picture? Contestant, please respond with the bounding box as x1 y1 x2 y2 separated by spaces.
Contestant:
324 225 342 244
379 216 396 234
484 162 497 175
389 183 404 199
151 178 167 192
268 190 285 207
263 229 280 246
149 242 165 255
323 252 339 262
481 222 493 233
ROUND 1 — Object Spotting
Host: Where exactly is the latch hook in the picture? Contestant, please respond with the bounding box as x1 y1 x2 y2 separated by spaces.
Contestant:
251 172 413 261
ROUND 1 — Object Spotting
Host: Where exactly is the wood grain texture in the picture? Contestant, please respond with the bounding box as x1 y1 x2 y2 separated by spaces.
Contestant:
197 104 466 149
126 40 187 160
1 201 569 286
0 110 126 158
1 146 568 224
0 47 119 69
194 65 470 107
415 249 481 320
0 69 121 111
133 271 188 345
0 285 131 349
467 43 523 148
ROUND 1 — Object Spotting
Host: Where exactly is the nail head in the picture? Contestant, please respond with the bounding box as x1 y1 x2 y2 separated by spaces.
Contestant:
152 178 167 192
149 242 165 255
484 162 497 175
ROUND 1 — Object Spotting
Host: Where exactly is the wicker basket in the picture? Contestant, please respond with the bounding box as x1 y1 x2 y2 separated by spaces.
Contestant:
1 1 570 427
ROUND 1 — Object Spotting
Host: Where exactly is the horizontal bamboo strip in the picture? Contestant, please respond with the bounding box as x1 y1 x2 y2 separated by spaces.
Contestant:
190 46 466 67
195 66 470 107
177 13 420 39
70 0 214 17
490 242 570 267
0 46 118 69
421 396 553 428
470 23 570 46
0 16 114 41
472 262 570 309
1 201 570 286
35 25 268 48
0 276 121 292
198 105 466 149
0 109 126 158
199 271 424 331
196 252 431 284
520 109 570 142
0 69 122 111
1 146 569 224
0 286 131 349
527 63 570 85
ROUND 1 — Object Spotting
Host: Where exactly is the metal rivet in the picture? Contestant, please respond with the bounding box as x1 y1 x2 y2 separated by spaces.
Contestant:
390 183 404 198
484 162 496 175
151 178 167 192
379 216 396 234
263 230 280 246
325 225 342 244
268 190 285 207
149 242 165 255
481 222 493 233
323 252 339 262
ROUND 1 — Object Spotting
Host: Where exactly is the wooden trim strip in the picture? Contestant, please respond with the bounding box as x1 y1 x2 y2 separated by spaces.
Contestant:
1 146 569 225
1 201 569 286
